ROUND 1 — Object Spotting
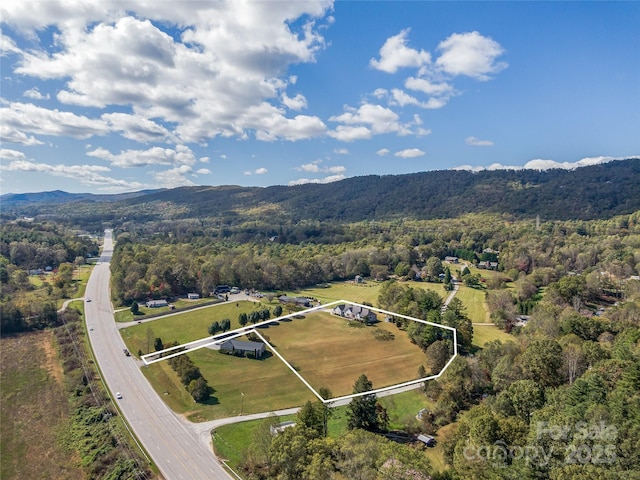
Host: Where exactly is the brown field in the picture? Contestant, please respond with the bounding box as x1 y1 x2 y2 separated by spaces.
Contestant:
264 311 429 397
0 331 83 480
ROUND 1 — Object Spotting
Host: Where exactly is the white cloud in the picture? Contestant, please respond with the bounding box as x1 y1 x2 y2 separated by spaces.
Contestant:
299 161 321 172
334 148 349 155
395 148 425 158
376 148 390 156
0 159 144 189
196 168 211 175
6 2 334 144
152 165 197 188
254 167 268 174
288 174 345 186
23 88 49 100
436 31 507 80
452 156 633 172
416 127 432 137
328 125 372 142
102 113 174 143
1 102 109 139
405 77 454 96
0 148 27 161
329 103 412 139
0 125 44 145
87 145 198 168
370 28 431 73
466 136 494 147
282 93 308 110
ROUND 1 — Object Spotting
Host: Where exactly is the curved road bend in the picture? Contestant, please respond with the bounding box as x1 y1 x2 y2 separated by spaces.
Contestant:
85 230 231 480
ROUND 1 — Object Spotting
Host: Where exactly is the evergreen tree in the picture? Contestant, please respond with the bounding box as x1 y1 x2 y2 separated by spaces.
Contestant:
347 374 378 431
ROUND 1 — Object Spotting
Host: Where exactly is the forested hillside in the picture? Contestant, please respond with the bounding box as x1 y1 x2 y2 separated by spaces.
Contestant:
2 159 639 229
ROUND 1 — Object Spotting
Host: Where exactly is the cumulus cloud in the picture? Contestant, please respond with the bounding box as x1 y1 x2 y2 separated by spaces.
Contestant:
0 125 44 145
23 88 49 100
102 113 174 143
466 136 494 147
436 31 507 80
297 160 345 175
87 145 198 168
395 148 425 158
196 168 211 175
376 148 390 156
282 93 308 111
370 28 431 73
334 148 349 155
370 30 506 113
244 167 269 175
5 2 334 144
452 156 634 172
329 103 413 140
288 174 345 186
0 148 27 161
0 158 144 189
1 102 109 139
151 165 197 188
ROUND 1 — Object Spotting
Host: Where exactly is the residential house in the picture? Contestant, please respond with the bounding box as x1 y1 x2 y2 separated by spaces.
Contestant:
219 339 266 358
478 261 499 270
187 293 200 299
444 256 459 264
278 295 312 307
332 304 378 324
145 299 168 308
416 434 436 447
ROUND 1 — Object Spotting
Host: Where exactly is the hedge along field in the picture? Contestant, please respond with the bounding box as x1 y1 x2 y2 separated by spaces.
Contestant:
120 300 267 355
263 311 430 398
141 342 315 422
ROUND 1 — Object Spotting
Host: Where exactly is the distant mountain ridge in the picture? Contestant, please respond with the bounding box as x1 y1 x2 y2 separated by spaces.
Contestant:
2 159 639 222
1 189 165 207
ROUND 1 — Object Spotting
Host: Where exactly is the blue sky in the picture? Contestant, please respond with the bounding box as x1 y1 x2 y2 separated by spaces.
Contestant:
1 1 639 194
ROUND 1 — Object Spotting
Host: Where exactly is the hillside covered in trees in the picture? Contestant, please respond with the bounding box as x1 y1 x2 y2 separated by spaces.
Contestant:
2 159 639 229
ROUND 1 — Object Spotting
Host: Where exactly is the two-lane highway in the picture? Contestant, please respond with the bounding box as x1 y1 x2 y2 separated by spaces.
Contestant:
85 230 231 480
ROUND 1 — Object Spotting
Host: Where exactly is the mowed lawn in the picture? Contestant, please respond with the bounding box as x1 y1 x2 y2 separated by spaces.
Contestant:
454 285 489 323
264 312 429 397
121 300 268 354
142 343 315 421
472 323 514 347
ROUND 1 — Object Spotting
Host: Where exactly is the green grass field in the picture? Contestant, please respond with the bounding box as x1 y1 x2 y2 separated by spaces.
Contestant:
454 285 489 323
114 297 224 322
120 300 268 354
264 312 428 397
472 323 514 347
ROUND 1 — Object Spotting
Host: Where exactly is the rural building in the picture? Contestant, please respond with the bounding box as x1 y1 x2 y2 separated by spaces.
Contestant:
219 339 266 358
187 293 200 299
416 434 436 447
332 304 378 324
214 285 231 294
355 275 364 283
444 256 459 264
145 299 168 308
270 421 296 435
478 261 498 270
278 295 312 307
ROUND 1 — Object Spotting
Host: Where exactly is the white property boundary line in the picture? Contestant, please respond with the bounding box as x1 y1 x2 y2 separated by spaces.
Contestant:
141 300 458 404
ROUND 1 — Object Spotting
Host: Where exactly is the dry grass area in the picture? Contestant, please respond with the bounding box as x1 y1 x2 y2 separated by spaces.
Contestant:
265 311 428 397
1 331 83 480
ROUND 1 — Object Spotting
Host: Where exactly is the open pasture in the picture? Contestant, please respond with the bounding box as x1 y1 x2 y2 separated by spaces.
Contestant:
121 300 266 354
263 311 428 397
142 344 315 421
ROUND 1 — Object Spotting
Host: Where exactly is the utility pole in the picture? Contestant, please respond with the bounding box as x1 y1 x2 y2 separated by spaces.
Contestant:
240 392 244 416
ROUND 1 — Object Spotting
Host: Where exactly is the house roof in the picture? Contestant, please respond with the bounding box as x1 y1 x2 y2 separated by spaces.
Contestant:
221 339 265 352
